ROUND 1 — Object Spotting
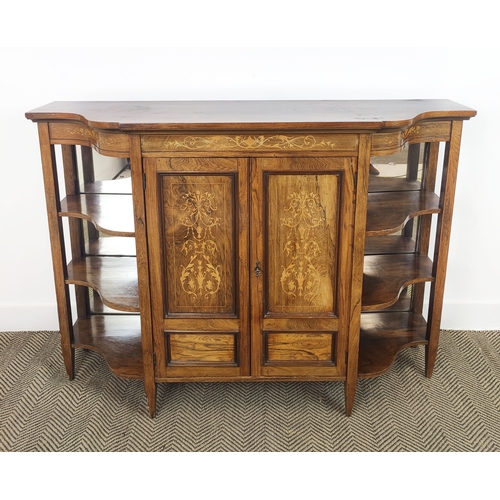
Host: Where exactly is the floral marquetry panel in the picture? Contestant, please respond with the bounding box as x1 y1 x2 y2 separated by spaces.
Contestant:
161 174 236 315
266 173 340 315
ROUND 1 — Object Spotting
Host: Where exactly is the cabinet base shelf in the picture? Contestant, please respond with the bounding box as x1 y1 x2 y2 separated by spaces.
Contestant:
72 315 143 379
358 312 428 378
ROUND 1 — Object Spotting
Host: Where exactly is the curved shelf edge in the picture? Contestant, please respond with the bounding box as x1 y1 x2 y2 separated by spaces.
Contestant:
366 191 441 236
358 312 428 378
60 194 135 237
362 254 434 311
66 257 140 312
73 315 143 379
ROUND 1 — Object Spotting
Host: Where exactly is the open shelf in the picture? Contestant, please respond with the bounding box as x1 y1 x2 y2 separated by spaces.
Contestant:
362 254 434 311
89 290 139 315
366 191 440 236
364 235 416 255
358 311 428 378
72 315 143 379
81 177 132 194
368 176 421 193
60 194 135 236
66 256 139 312
86 236 136 257
362 291 412 313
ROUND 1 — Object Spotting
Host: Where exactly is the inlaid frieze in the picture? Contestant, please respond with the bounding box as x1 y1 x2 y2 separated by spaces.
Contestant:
371 121 451 155
49 122 130 156
142 133 358 153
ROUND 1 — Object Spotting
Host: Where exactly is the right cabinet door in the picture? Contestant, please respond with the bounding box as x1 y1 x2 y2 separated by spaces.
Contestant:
250 157 357 378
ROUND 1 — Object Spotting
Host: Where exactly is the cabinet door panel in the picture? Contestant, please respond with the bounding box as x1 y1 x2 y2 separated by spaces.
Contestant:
162 174 235 315
267 173 339 315
251 157 356 378
145 157 249 378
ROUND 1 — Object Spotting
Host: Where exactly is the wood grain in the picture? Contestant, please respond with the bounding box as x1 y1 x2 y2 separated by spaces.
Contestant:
266 333 333 362
60 194 135 236
358 312 427 377
28 100 475 418
362 254 434 311
26 100 476 131
73 315 143 379
66 256 139 312
168 333 236 364
366 191 440 236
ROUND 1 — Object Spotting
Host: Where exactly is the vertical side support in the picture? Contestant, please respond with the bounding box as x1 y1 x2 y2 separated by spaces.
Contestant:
425 121 463 377
345 134 370 416
403 143 421 238
38 123 75 379
412 142 439 314
61 144 89 319
129 135 157 417
81 146 99 243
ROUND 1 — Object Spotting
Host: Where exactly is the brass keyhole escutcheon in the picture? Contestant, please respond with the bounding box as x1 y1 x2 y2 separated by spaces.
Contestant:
254 261 261 278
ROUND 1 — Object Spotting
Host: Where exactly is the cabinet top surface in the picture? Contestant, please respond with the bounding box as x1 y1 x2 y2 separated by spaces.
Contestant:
25 99 476 132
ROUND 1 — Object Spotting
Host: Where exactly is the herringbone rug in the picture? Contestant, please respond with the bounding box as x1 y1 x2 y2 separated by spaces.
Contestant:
0 329 499 452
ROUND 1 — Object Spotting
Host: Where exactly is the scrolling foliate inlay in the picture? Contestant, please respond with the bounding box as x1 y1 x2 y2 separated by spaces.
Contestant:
161 134 338 151
177 190 222 300
279 191 327 304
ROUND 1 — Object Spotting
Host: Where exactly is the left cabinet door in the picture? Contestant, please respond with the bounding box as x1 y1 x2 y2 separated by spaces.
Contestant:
144 157 250 379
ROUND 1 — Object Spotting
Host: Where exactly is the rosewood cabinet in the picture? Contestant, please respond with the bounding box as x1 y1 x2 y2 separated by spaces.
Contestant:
26 100 476 417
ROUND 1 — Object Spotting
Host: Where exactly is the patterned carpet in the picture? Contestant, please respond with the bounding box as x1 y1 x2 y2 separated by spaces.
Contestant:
0 329 499 452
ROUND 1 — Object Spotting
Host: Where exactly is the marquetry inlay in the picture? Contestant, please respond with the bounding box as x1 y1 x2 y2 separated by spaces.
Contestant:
279 191 326 303
178 190 222 301
162 174 236 315
267 172 339 314
371 121 451 155
142 133 358 153
48 123 130 156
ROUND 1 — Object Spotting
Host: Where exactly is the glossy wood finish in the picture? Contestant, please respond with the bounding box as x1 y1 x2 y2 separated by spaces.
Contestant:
86 236 136 257
425 121 464 377
27 100 476 418
37 123 75 379
82 177 132 194
26 99 476 131
368 176 421 193
362 254 434 311
358 312 427 377
251 156 355 380
364 235 416 255
66 257 139 312
73 315 143 379
144 156 250 381
366 191 440 236
60 194 135 236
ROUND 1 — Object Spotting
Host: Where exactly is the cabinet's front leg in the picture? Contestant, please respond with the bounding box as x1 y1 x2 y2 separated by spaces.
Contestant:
145 379 157 418
344 379 357 417
426 121 463 378
38 123 75 380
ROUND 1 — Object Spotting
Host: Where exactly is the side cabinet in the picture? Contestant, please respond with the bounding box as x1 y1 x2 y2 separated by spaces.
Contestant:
25 100 476 418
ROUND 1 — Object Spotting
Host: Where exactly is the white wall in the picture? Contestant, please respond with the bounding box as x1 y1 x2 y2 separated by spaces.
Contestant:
1 46 499 330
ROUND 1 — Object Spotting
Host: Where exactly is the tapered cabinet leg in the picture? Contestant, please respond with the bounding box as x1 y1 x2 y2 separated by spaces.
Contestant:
425 344 437 378
425 121 464 378
145 380 157 418
345 379 357 416
62 343 75 380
